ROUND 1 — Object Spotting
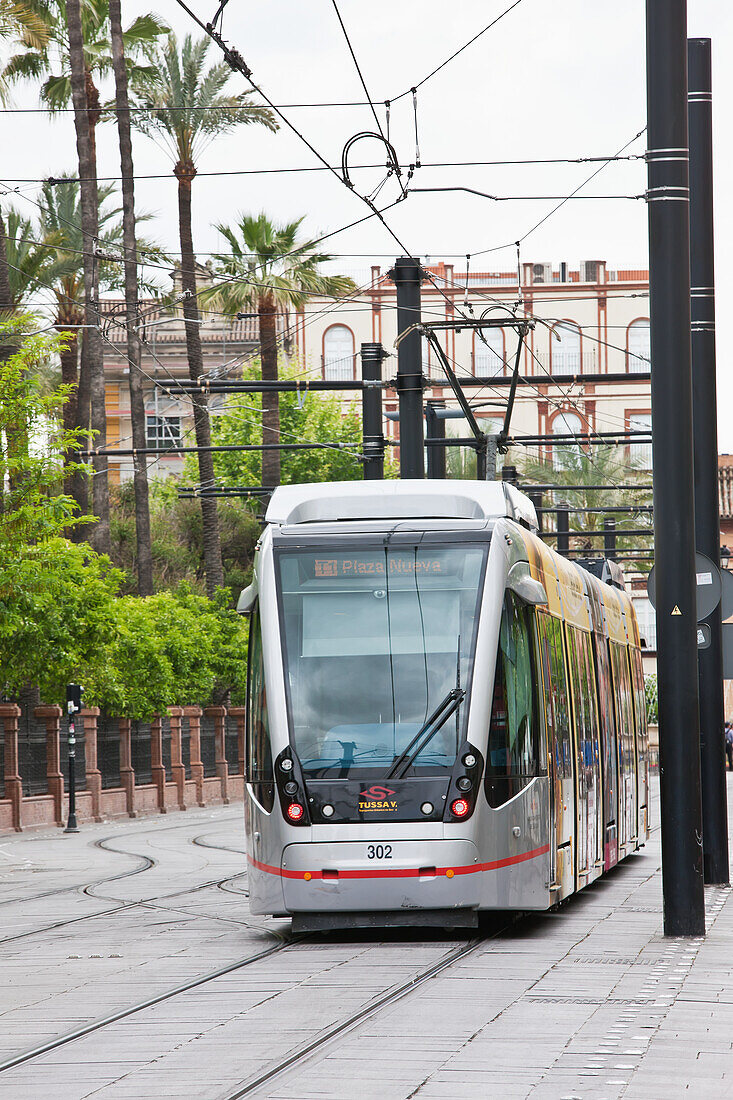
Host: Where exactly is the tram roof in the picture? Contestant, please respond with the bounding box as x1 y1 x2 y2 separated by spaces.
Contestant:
265 480 538 529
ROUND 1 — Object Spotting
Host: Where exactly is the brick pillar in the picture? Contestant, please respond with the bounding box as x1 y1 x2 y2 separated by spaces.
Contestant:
206 705 229 804
36 705 63 827
150 715 166 812
228 707 246 778
185 706 204 806
119 718 136 817
168 707 186 810
0 704 23 831
81 707 102 822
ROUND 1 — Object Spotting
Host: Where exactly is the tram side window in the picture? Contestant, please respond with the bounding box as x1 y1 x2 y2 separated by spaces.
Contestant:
610 643 635 775
538 614 572 779
567 627 599 771
629 648 648 772
487 593 539 778
246 605 275 812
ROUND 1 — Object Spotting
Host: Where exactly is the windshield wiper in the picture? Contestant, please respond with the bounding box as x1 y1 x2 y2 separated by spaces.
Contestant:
384 687 466 781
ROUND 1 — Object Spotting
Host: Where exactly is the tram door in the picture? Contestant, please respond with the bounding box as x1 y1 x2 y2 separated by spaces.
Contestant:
610 643 637 854
536 612 574 898
629 648 649 840
593 636 619 870
566 625 603 884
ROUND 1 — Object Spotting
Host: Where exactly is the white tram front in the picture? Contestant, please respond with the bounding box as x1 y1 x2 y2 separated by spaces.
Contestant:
238 481 649 931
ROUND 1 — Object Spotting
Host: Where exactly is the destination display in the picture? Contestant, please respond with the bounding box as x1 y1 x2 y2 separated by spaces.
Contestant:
312 555 445 578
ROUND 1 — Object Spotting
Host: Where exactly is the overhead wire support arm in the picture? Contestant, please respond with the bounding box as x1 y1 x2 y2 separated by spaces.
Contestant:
422 330 485 448
497 322 530 452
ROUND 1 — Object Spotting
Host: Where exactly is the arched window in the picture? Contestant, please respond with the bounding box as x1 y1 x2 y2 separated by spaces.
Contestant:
627 319 650 373
474 328 505 376
551 321 582 374
552 410 583 468
323 324 355 380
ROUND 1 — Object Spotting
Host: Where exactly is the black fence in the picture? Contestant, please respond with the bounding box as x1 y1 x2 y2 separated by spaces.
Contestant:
130 720 152 786
98 715 121 789
2 708 245 800
225 713 242 775
200 713 218 778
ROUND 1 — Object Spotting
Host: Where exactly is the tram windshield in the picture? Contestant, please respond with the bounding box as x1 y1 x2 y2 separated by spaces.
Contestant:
277 544 486 778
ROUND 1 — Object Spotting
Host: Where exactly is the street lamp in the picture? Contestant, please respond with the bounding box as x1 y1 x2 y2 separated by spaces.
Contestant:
64 683 83 834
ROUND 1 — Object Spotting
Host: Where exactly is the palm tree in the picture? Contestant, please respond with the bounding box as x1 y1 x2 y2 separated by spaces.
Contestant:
132 33 277 597
202 214 358 488
2 0 166 159
109 0 152 595
25 179 164 508
2 0 167 553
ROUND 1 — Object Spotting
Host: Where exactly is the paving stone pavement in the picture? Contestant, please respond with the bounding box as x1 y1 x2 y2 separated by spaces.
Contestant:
1 779 732 1099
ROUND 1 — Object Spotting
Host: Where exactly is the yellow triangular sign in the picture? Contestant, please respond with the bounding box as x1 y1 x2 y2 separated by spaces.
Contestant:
671 605 682 616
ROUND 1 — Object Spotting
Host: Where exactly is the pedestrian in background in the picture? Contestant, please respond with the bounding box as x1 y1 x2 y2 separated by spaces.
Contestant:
725 722 733 771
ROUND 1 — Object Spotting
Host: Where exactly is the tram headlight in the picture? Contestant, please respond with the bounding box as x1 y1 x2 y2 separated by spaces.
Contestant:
284 780 298 796
456 776 472 792
450 798 470 819
421 802 434 816
280 758 294 772
321 804 335 818
286 802 304 822
462 753 477 768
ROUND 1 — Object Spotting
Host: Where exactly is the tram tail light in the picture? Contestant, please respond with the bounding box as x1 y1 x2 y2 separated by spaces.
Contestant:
450 798 470 819
286 802 304 822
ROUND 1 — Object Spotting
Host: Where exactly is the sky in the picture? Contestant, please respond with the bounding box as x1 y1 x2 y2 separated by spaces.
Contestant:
2 0 732 446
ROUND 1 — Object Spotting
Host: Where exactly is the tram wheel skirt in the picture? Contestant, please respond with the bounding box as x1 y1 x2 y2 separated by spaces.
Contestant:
291 907 479 933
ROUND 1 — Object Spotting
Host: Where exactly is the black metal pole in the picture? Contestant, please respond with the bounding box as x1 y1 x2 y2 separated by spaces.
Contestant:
556 504 569 556
689 37 729 886
646 0 705 935
64 710 79 834
604 517 617 561
425 402 446 479
390 257 424 478
361 342 385 481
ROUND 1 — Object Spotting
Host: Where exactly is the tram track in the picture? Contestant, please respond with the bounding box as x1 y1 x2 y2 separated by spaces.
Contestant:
218 931 497 1100
0 823 248 946
0 927 300 1076
0 812 241 908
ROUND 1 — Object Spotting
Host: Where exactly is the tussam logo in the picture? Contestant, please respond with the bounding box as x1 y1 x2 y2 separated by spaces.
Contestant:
359 785 398 812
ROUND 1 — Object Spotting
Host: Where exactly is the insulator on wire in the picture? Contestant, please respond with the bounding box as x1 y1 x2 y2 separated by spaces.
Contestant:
412 88 421 167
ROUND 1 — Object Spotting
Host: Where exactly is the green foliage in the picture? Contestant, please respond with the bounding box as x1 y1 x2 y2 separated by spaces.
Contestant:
109 478 260 600
644 673 658 725
1 0 168 112
88 586 248 719
200 212 358 315
132 32 277 166
0 537 122 701
0 321 86 549
188 358 365 490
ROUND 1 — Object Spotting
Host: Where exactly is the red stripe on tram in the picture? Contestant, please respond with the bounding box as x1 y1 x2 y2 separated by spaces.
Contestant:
248 843 550 881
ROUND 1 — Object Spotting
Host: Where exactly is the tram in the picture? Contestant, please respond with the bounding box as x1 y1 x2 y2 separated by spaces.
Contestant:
238 480 649 931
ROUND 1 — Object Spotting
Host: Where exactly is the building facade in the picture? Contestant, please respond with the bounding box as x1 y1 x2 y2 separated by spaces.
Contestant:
293 259 653 472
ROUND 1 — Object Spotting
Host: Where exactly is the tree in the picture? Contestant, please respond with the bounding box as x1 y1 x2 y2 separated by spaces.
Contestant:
1 0 167 553
202 214 357 488
132 33 277 596
518 442 653 569
0 318 83 547
10 179 164 507
109 0 152 595
200 357 364 491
